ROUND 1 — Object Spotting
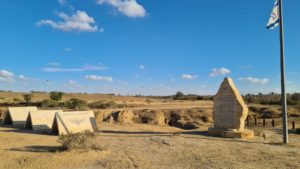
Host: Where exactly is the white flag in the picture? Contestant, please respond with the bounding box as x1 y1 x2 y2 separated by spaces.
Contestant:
266 0 280 29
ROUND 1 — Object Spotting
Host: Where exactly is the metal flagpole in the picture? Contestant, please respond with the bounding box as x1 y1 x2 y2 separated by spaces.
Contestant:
278 0 288 144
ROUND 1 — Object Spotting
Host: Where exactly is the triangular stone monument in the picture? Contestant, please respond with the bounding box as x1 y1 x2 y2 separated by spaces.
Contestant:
208 78 254 138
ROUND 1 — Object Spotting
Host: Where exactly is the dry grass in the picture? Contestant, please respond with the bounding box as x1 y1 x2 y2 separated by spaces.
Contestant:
58 131 102 152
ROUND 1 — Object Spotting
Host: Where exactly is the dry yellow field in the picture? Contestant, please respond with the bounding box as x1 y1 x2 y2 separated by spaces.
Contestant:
0 92 299 169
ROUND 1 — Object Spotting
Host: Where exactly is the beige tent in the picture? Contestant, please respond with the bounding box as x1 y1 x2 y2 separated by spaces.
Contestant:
52 111 97 135
2 107 37 126
25 110 63 132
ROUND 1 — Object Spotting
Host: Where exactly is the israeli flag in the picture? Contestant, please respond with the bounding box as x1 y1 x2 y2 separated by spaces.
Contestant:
267 0 280 29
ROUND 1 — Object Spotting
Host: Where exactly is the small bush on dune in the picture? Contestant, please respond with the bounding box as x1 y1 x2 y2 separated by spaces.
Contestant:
89 101 118 109
248 106 280 118
23 94 33 104
65 98 89 110
50 91 64 102
41 99 60 108
58 131 101 152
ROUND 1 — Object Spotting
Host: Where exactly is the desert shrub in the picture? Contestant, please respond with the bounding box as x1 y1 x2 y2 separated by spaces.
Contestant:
249 106 280 118
65 98 89 110
13 98 22 103
41 99 60 108
23 94 33 104
58 131 101 152
89 101 118 109
50 91 64 102
174 91 185 100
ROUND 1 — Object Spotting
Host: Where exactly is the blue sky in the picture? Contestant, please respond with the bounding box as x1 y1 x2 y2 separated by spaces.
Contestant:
0 0 299 95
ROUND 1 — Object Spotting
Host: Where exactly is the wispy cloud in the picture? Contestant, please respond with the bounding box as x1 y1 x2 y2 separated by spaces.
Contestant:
58 0 66 5
288 71 298 75
85 75 113 82
181 74 198 80
67 80 81 87
96 0 146 18
48 62 61 66
0 69 15 83
209 67 231 77
18 75 28 80
64 48 72 52
239 77 269 85
42 64 108 73
37 10 102 32
240 65 252 69
139 64 145 70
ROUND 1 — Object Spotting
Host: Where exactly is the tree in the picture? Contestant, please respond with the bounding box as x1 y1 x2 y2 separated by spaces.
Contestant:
175 91 185 98
23 94 33 105
174 91 185 100
50 91 64 102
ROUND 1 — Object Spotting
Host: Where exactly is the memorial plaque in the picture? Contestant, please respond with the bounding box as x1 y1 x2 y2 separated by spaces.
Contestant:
208 78 254 139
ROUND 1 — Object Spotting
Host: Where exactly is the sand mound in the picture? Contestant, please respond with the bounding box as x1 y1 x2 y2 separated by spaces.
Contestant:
117 110 135 124
136 110 167 126
94 108 213 129
151 111 166 125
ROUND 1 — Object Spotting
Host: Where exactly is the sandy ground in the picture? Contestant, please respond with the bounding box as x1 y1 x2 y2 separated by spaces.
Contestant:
0 123 299 169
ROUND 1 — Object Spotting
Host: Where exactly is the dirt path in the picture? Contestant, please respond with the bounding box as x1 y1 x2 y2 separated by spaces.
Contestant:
0 124 299 169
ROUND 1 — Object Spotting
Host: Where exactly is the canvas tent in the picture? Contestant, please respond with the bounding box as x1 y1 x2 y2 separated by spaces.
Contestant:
2 107 37 126
25 109 63 132
52 111 97 135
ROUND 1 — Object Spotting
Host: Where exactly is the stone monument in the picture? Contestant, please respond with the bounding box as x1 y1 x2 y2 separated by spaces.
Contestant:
208 77 254 139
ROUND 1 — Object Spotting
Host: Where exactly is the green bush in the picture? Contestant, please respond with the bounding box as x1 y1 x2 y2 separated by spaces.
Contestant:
65 98 89 110
13 98 22 103
50 91 64 102
249 106 280 118
41 99 60 108
23 94 33 104
89 101 118 109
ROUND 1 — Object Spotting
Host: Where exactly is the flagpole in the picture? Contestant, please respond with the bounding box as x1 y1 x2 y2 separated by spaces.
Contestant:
278 0 288 144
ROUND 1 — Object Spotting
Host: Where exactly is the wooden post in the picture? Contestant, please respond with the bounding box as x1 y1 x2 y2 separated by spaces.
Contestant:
263 118 266 126
272 119 275 127
292 121 295 130
254 116 257 126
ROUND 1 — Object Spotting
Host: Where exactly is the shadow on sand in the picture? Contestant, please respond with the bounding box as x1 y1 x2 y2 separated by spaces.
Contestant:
97 130 285 145
0 125 53 136
9 146 60 153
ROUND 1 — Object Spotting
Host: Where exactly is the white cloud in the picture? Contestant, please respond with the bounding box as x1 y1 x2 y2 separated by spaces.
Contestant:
181 74 198 80
67 80 81 87
139 64 145 69
85 75 113 82
64 48 72 52
37 10 101 32
58 0 66 5
171 78 176 82
239 77 269 85
18 75 27 80
288 71 298 75
97 0 146 18
42 64 108 72
48 62 61 66
209 67 231 77
0 70 14 83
